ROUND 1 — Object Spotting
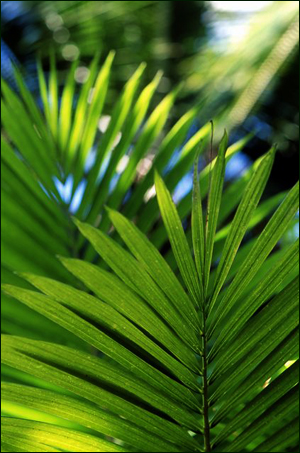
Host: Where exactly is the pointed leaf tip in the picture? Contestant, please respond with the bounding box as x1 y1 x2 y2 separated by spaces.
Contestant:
71 216 83 228
155 70 164 81
268 145 277 159
72 217 96 238
195 140 204 162
106 207 122 225
139 61 147 71
154 169 162 186
56 254 68 264
108 49 116 59
270 143 277 157
217 129 228 158
222 128 228 142
105 205 115 216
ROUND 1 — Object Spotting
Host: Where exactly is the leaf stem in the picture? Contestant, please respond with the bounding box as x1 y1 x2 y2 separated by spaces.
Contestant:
201 316 211 452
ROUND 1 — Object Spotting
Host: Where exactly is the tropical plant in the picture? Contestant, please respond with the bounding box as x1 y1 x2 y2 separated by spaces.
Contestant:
1 56 299 452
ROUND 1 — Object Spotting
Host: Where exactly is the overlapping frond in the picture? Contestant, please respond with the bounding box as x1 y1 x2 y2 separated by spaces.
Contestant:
1 56 210 340
1 122 298 451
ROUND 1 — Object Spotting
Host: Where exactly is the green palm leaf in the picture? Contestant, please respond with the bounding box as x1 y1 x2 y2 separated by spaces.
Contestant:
1 56 212 340
1 56 299 452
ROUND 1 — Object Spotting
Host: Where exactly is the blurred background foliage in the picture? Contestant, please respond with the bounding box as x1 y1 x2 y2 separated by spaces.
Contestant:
1 0 299 196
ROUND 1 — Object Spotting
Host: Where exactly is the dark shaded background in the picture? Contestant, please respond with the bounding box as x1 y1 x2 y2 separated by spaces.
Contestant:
1 1 299 195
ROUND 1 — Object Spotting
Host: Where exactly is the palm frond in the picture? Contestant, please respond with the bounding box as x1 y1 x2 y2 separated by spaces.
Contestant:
1 130 298 451
1 57 209 341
